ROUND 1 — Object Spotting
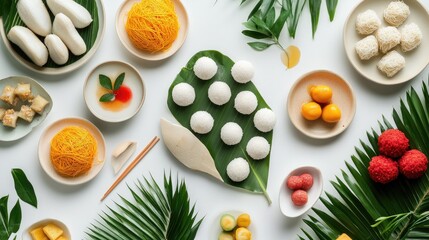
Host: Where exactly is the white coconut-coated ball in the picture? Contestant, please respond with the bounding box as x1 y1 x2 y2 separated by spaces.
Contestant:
208 81 231 106
193 57 218 80
254 108 276 132
172 83 195 107
246 136 270 160
221 122 243 145
190 111 214 134
234 91 258 115
226 157 250 182
231 60 255 84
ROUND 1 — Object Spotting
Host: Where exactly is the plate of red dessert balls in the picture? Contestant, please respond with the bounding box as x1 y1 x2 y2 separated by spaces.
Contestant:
279 166 323 218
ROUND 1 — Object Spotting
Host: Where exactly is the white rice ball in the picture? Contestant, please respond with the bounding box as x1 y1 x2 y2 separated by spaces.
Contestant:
384 1 410 27
253 108 276 132
376 26 401 54
172 83 195 107
208 81 231 106
221 122 243 145
400 23 422 52
193 57 217 80
355 35 379 60
226 157 250 182
377 50 405 78
356 9 381 35
246 136 270 160
234 91 258 115
231 60 255 84
190 111 214 134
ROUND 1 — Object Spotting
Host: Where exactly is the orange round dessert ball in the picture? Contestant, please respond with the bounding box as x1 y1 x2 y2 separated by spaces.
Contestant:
322 103 341 123
291 190 308 206
310 85 333 104
301 102 322 120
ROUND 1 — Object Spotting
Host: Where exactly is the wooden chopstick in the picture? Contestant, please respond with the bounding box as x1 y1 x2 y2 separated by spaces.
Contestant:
101 136 160 201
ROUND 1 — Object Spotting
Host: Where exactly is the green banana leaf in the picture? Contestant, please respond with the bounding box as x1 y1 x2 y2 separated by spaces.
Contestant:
1 0 99 68
300 79 429 239
167 50 272 202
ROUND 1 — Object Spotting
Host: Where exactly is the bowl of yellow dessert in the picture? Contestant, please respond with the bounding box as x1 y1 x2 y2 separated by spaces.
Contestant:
22 218 71 240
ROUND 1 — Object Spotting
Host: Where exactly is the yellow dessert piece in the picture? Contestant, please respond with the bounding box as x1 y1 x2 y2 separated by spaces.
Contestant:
30 227 48 240
301 102 322 120
337 233 352 240
235 227 252 240
42 223 64 240
322 103 341 123
236 213 251 228
57 236 68 240
310 85 333 104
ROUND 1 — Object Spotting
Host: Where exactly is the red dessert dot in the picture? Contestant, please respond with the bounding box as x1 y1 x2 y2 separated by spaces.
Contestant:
300 173 313 190
291 190 308 206
286 176 303 190
368 155 399 184
113 85 132 103
378 129 409 158
398 149 428 179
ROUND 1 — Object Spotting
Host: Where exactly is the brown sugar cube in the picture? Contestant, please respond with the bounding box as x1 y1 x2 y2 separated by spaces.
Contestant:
3 109 18 128
0 85 18 105
30 95 49 114
18 105 36 122
15 83 32 100
0 108 5 120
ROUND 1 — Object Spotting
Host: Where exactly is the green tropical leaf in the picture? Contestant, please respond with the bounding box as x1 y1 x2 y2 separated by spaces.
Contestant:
326 0 338 21
167 51 273 203
8 201 20 234
99 93 114 102
0 196 9 238
242 30 271 39
247 41 273 51
99 74 112 90
300 79 429 239
2 0 99 68
113 72 125 91
86 173 203 240
11 169 37 208
309 0 322 37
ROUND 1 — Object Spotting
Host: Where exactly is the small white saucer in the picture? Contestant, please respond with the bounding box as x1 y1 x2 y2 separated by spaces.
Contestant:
22 218 71 240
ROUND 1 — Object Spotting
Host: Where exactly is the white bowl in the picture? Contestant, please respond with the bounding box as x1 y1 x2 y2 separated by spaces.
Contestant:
115 0 189 61
22 218 71 240
279 166 323 218
344 0 429 85
38 117 106 185
0 0 105 75
83 61 145 122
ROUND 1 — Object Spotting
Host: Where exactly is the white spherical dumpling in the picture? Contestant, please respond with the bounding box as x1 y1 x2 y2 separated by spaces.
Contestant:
221 122 243 145
355 9 381 35
234 91 258 115
384 1 410 27
400 23 422 52
208 81 231 106
190 111 214 134
172 83 195 107
231 60 255 84
254 108 276 132
246 136 270 160
376 26 401 54
226 157 250 182
193 57 218 80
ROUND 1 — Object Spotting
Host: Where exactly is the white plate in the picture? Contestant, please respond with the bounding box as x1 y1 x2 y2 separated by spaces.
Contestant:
344 0 429 85
83 61 145 122
287 70 356 139
0 76 52 142
116 0 189 61
22 218 71 240
279 166 323 218
38 117 106 185
0 0 105 75
211 210 255 239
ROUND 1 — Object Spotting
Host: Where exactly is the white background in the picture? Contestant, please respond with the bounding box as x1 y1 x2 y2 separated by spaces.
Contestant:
1 0 429 239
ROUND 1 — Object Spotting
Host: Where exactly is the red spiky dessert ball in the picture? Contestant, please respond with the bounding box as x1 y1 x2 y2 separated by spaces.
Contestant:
368 155 399 184
300 173 313 190
398 149 428 179
286 176 303 190
291 190 308 206
378 129 409 158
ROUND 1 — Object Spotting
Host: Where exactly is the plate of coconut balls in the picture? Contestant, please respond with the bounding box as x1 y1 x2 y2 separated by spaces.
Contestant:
344 0 429 85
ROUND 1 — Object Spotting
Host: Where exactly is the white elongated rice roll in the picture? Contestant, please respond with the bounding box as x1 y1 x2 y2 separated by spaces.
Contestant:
376 26 401 54
384 1 410 27
400 23 422 52
377 50 405 77
356 10 381 35
355 35 379 60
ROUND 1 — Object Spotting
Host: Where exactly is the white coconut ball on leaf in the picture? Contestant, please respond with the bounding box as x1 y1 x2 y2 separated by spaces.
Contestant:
172 83 195 107
221 122 243 145
190 111 214 134
226 157 250 182
254 108 276 132
193 57 217 80
246 136 270 160
231 60 255 84
208 81 231 106
234 91 258 115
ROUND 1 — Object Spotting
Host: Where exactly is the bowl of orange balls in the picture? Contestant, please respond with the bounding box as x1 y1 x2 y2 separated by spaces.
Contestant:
287 70 356 139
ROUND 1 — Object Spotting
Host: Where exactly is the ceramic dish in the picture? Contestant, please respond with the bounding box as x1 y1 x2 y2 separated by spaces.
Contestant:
344 0 429 85
0 0 105 75
22 218 71 240
0 76 52 142
116 0 189 61
83 61 145 122
279 166 323 218
287 70 356 139
211 210 255 239
38 117 106 185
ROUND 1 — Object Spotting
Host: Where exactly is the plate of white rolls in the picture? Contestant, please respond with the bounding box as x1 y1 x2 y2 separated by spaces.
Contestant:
0 0 105 75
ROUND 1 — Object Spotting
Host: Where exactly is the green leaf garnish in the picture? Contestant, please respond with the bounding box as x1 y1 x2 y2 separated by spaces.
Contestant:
99 74 112 90
247 42 273 51
11 169 37 208
309 0 322 37
99 93 115 102
0 196 9 234
326 0 338 21
8 201 21 234
114 72 125 91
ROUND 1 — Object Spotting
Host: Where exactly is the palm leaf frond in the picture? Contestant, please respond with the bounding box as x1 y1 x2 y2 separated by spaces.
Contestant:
86 174 203 240
300 79 429 239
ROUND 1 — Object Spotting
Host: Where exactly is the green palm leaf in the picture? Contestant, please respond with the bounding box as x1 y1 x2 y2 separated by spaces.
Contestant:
301 79 429 240
86 174 203 240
